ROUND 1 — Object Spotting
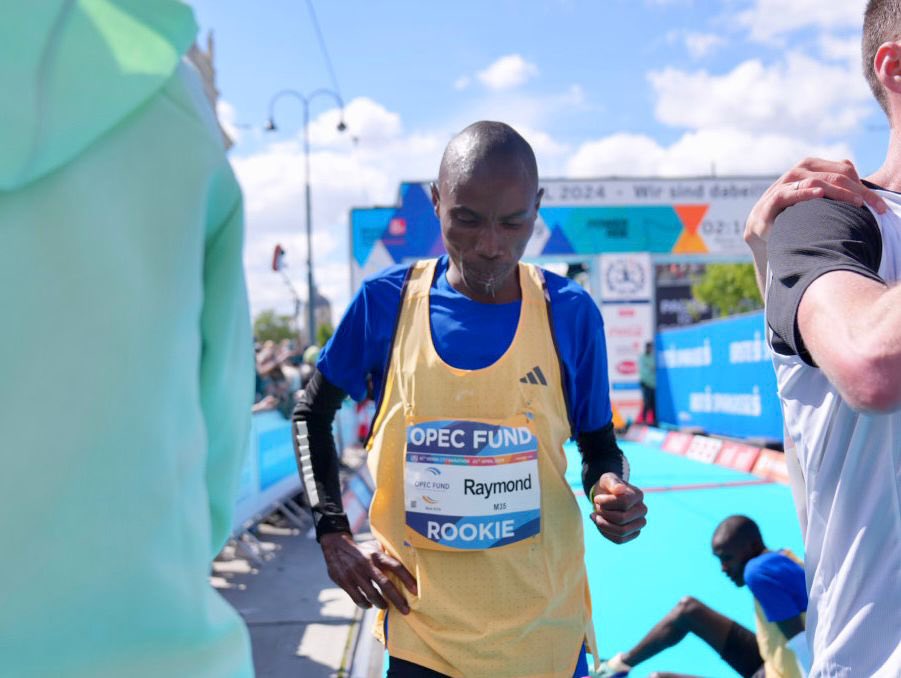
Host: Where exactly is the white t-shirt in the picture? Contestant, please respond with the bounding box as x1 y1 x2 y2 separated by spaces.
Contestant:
766 188 901 677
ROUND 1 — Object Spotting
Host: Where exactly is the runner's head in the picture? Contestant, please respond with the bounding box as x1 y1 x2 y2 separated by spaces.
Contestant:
711 515 765 587
863 0 901 118
431 121 543 303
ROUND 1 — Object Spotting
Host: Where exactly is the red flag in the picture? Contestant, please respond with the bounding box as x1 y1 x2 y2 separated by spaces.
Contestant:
272 244 285 271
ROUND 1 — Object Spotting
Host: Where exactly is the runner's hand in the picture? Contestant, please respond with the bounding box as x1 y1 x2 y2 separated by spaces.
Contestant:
591 472 647 544
319 533 418 614
744 157 887 250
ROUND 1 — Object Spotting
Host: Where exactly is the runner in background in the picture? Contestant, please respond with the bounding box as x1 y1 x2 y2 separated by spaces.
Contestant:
597 516 808 678
293 121 648 677
638 341 656 425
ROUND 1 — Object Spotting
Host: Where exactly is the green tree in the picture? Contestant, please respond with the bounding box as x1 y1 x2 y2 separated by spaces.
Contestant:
316 321 334 347
691 263 762 317
253 310 296 343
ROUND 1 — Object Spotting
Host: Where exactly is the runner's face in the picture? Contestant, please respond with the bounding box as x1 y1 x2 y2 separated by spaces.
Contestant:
433 161 542 302
713 538 748 587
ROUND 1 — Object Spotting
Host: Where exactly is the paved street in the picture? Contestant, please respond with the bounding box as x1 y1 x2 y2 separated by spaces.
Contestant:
215 517 381 678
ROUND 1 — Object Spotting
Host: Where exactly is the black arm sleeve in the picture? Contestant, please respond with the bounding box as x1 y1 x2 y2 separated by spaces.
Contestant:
767 198 883 365
577 421 630 501
291 369 352 541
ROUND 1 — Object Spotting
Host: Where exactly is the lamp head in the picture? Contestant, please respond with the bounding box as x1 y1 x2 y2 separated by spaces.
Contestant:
265 118 277 132
336 120 347 133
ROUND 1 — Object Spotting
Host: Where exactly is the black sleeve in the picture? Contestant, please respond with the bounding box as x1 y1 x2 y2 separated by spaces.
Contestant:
291 370 351 541
577 421 629 501
767 198 883 365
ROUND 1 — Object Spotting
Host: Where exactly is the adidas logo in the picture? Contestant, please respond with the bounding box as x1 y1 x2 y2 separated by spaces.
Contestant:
519 365 547 385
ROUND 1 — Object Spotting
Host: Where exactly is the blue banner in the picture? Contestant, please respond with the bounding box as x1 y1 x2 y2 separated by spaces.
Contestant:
255 412 295 491
656 311 782 440
233 403 364 533
232 410 297 531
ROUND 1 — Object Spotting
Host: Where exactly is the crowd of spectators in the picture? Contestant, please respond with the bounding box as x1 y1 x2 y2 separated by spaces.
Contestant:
254 337 377 445
252 339 319 418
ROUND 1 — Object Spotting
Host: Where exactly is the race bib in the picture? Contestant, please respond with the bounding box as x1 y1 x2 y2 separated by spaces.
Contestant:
404 418 541 550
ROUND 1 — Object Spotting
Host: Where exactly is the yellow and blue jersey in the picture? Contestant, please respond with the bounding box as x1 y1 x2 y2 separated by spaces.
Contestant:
319 255 613 434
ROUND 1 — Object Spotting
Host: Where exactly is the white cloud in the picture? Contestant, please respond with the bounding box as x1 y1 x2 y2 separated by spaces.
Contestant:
567 83 587 105
231 97 449 320
459 83 585 131
819 34 861 63
217 99 241 143
232 90 585 321
567 134 666 177
305 96 403 147
683 32 725 59
235 39 873 325
566 127 853 178
454 75 471 91
738 0 866 43
649 52 871 139
572 36 866 178
476 54 539 90
438 84 586 175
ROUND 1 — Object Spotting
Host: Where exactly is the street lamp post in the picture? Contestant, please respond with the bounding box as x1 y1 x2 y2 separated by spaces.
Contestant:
266 89 346 347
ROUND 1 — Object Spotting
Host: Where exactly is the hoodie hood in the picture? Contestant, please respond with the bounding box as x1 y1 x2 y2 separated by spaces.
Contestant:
0 0 196 190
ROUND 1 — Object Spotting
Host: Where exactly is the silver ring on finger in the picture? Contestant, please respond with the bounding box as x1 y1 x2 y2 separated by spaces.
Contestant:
794 180 802 191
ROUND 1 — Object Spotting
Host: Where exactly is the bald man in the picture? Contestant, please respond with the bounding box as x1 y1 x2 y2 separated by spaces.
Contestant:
292 121 647 677
597 516 808 678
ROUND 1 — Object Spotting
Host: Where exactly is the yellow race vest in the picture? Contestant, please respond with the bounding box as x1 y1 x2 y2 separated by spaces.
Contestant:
366 259 597 677
754 549 805 678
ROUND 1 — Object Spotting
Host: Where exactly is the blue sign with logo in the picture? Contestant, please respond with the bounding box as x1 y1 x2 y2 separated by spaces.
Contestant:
656 311 782 441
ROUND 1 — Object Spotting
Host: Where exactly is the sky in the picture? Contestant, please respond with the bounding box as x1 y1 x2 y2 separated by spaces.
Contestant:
187 0 885 324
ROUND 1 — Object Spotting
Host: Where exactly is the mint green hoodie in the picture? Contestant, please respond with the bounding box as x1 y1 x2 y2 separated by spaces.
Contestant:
0 2 254 675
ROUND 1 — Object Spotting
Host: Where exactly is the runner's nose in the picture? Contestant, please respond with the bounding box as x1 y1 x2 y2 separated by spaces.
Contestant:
475 224 502 258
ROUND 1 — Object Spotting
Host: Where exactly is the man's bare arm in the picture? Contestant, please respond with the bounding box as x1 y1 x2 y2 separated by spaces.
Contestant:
799 272 901 412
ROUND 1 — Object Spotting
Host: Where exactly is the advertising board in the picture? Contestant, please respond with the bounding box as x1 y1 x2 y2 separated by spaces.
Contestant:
656 311 782 441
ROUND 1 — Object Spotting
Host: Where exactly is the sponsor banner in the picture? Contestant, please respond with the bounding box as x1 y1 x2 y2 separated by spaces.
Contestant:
235 444 256 505
341 446 378 534
716 441 762 473
685 436 723 464
405 419 541 549
612 391 643 426
233 402 366 534
643 427 667 447
603 302 654 388
344 473 374 513
600 253 653 301
622 425 648 442
258 423 296 491
752 449 790 484
351 177 774 291
662 431 694 455
656 311 783 440
356 463 375 492
655 280 713 329
233 410 301 532
343 492 369 534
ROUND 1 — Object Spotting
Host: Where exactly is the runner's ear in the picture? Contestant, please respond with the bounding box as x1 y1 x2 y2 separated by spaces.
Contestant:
430 182 440 214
